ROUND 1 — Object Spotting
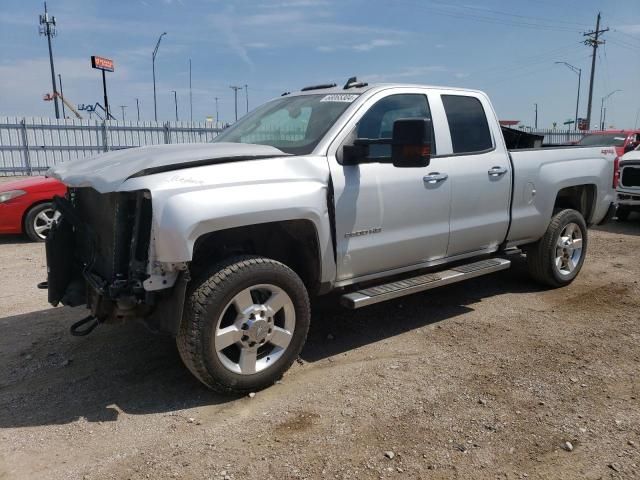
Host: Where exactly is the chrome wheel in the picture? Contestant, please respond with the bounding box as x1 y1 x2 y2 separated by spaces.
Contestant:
33 208 57 240
214 284 295 375
554 222 583 276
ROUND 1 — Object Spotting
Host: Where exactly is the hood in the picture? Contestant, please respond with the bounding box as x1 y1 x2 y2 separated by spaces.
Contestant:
0 176 63 192
47 142 289 193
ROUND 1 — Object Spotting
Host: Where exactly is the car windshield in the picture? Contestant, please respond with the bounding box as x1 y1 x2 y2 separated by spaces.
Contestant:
577 134 627 147
212 93 359 155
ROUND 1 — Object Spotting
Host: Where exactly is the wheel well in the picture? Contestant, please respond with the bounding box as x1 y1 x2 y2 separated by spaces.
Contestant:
191 220 322 294
21 199 53 233
554 185 596 222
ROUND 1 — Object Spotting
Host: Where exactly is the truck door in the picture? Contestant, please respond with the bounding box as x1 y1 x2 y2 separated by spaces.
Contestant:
438 93 511 256
328 91 452 282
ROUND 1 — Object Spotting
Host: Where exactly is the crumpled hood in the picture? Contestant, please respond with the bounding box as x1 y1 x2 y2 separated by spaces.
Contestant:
47 142 288 193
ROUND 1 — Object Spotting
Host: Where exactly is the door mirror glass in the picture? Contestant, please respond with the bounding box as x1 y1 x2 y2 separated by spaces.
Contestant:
391 118 432 168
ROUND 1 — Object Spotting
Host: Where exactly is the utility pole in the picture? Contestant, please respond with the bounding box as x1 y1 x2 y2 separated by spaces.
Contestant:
230 85 242 121
214 97 219 124
135 98 140 122
152 32 167 122
584 12 608 129
534 103 538 129
120 105 127 121
39 2 60 119
244 84 249 114
57 74 66 119
172 90 178 121
555 62 581 131
189 58 193 122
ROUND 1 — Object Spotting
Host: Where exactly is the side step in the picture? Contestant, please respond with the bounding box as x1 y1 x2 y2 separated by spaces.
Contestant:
340 258 511 309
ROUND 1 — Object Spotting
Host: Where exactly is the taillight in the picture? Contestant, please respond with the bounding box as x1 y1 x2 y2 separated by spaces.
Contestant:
613 156 620 188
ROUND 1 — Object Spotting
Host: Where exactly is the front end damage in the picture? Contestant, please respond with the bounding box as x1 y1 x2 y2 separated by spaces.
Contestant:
46 188 188 335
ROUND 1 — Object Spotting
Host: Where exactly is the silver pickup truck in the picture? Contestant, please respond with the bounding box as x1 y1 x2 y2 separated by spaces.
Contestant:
46 80 618 394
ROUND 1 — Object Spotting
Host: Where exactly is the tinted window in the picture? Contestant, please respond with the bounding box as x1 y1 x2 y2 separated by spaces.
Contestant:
357 94 432 158
577 134 627 147
442 95 493 154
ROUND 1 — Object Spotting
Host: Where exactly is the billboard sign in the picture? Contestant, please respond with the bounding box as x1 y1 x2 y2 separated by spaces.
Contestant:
91 55 114 72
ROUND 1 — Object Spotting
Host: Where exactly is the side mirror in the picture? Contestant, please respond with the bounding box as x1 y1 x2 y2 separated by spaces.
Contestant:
342 143 369 166
624 142 638 153
391 118 433 168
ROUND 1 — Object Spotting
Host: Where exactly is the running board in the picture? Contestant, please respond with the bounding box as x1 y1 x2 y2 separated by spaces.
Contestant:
340 258 511 309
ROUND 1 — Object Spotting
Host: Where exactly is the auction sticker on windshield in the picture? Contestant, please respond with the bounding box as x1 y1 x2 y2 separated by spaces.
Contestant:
321 94 359 103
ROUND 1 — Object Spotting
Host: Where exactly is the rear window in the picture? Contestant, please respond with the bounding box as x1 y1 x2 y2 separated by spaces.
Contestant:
577 134 627 147
442 95 493 154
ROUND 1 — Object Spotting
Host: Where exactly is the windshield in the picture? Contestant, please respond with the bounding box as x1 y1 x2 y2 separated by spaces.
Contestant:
212 94 359 155
577 134 627 147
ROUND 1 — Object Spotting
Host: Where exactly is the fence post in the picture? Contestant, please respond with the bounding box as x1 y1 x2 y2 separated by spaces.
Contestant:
164 122 171 144
102 120 110 152
20 118 33 176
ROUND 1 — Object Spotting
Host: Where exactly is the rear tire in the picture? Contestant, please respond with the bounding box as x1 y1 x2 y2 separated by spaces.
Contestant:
527 209 587 288
24 202 56 242
616 207 630 221
177 255 310 394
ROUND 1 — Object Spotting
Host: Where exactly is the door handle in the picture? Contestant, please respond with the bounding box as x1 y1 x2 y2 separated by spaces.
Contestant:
423 172 448 184
488 166 508 177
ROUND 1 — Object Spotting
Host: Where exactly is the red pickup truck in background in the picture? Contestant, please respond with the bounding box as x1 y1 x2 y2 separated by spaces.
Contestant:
576 130 640 157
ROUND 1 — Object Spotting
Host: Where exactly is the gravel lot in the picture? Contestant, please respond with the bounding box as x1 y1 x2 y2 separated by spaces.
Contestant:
0 216 638 479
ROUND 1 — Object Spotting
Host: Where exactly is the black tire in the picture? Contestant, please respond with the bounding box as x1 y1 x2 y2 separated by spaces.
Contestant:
177 255 310 394
616 207 630 221
527 209 587 288
24 202 55 242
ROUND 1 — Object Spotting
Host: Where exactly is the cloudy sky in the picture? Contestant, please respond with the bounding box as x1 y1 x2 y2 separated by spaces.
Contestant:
1 0 639 128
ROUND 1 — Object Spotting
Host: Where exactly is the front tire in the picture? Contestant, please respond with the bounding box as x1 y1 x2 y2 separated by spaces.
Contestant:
24 202 56 242
177 255 310 394
527 209 587 288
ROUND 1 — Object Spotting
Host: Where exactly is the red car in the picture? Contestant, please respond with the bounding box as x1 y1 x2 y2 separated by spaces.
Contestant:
576 130 640 157
0 176 66 242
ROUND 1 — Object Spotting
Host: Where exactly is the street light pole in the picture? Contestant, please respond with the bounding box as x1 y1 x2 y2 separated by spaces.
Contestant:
534 103 538 129
230 86 242 121
555 61 581 131
172 90 178 121
135 98 140 122
152 32 167 122
214 97 219 125
189 58 193 122
600 89 621 130
120 105 127 121
244 84 249 114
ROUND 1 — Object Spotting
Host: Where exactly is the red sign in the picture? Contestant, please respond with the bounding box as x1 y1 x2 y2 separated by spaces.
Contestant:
91 55 114 72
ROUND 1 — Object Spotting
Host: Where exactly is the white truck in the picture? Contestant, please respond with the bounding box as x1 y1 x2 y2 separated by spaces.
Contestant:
616 146 640 220
45 79 618 394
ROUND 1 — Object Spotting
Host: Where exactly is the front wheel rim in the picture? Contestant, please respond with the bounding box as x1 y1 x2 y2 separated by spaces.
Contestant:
33 208 57 239
213 284 296 375
554 222 583 276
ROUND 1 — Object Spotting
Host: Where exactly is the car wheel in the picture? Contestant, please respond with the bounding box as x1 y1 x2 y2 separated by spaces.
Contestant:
527 209 587 288
616 207 630 221
24 202 56 242
177 255 310 394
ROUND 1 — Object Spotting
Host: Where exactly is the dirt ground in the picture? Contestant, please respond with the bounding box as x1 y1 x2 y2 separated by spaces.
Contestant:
0 215 639 479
